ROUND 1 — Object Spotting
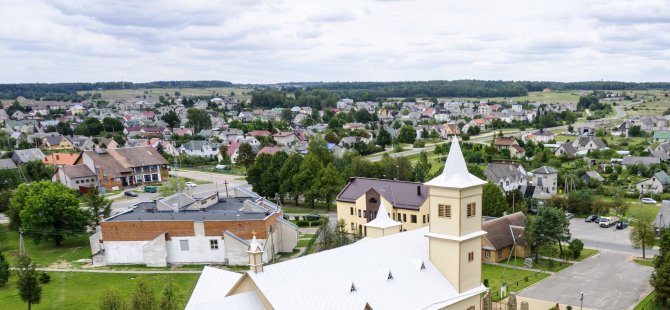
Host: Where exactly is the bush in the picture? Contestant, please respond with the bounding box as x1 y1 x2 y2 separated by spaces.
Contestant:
483 279 489 287
413 139 426 148
294 220 319 227
568 239 584 259
39 272 51 284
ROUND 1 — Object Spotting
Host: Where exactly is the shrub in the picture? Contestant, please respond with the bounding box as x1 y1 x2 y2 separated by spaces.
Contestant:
413 139 426 148
483 279 489 287
39 272 51 284
568 239 584 259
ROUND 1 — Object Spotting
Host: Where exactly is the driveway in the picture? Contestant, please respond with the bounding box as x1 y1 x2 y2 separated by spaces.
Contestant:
519 252 653 310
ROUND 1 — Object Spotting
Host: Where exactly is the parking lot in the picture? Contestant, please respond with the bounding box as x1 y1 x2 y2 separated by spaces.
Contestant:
570 218 658 256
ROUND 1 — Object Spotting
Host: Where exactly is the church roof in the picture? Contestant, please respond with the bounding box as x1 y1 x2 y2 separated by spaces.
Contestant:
425 136 486 188
248 235 263 252
364 201 401 229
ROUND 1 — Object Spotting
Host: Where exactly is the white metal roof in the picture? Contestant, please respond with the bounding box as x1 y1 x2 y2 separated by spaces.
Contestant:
425 136 486 189
364 200 401 229
185 266 243 310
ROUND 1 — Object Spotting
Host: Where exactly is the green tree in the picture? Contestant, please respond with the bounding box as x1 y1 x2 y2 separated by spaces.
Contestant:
279 154 303 204
236 143 255 168
14 181 91 246
161 110 181 129
56 121 73 135
218 144 231 165
397 125 416 144
630 213 656 259
0 169 20 191
568 239 584 259
376 128 392 148
75 117 104 136
482 183 508 217
412 152 431 182
17 255 41 310
102 117 123 132
652 229 670 306
82 188 112 227
525 207 571 258
0 251 9 287
130 280 157 310
312 163 345 210
316 219 352 252
296 154 323 207
629 125 644 137
23 161 54 182
185 108 212 133
159 280 179 310
307 136 333 165
99 289 127 310
157 177 186 197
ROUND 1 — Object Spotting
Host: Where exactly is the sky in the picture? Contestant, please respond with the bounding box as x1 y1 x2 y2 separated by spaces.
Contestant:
1 0 669 83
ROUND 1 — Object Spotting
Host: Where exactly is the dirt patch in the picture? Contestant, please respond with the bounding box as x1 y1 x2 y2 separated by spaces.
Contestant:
48 260 73 269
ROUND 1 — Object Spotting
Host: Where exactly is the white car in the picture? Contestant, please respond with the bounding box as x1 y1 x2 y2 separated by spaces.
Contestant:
185 182 197 188
641 198 657 204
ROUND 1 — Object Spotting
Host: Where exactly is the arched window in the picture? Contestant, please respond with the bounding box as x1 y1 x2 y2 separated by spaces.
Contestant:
368 197 378 204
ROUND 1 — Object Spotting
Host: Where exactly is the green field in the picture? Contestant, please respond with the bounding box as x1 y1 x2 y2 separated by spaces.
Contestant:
500 257 571 273
80 87 252 102
482 264 550 301
460 91 582 103
0 272 200 310
0 228 90 267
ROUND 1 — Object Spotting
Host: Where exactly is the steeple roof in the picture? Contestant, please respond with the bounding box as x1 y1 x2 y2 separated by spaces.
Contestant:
364 201 401 229
425 136 486 188
248 235 263 253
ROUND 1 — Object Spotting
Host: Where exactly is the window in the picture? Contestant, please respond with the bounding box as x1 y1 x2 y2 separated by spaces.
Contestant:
467 203 476 218
422 215 426 224
358 210 361 218
410 215 417 223
180 240 189 251
485 250 491 258
497 250 503 258
144 174 151 182
368 197 377 203
438 204 451 218
210 239 219 250
350 207 354 215
363 211 367 218
351 222 355 231
152 174 159 181
402 214 407 222
468 251 474 262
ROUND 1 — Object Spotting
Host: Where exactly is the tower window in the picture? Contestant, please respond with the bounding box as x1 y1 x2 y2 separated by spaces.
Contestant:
422 215 426 223
468 251 474 262
438 204 451 218
467 203 476 218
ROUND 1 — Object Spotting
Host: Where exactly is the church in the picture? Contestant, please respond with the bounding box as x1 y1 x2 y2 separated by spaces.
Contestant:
186 136 488 309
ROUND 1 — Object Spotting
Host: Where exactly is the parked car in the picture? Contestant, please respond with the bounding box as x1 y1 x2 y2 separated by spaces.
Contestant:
305 213 321 221
185 182 197 188
616 221 628 230
585 215 598 222
124 191 138 197
565 212 575 220
144 185 158 193
593 216 602 224
599 216 620 228
642 198 657 204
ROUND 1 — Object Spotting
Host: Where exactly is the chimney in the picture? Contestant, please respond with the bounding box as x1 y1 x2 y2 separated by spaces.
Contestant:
247 235 264 273
417 185 421 196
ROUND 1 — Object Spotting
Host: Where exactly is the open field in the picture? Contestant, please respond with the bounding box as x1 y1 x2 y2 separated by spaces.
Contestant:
0 227 90 267
0 272 199 310
460 91 582 103
80 87 253 101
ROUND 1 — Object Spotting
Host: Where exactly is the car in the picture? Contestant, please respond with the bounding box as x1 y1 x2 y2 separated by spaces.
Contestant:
616 221 628 230
185 182 197 188
124 191 138 197
565 212 575 220
585 215 598 222
305 213 321 221
144 185 158 193
642 198 657 204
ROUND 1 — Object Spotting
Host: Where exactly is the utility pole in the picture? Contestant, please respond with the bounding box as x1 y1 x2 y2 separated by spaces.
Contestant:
19 227 25 256
224 180 229 198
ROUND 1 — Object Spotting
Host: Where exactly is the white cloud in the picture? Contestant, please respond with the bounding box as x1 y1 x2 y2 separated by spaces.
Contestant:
0 0 669 83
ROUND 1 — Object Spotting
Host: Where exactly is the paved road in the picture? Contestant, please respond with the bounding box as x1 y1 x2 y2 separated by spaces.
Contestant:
519 252 653 310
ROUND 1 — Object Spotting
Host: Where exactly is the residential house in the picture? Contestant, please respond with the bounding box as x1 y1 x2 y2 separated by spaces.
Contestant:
523 129 554 144
554 142 577 157
478 103 491 116
220 142 243 163
52 165 98 190
12 148 46 164
77 147 169 190
98 138 119 149
42 153 79 166
70 135 96 151
531 166 558 197
484 163 528 192
257 146 282 157
90 188 298 267
249 130 272 138
622 156 661 169
273 131 297 146
581 171 605 182
180 141 219 158
343 122 365 130
173 127 194 137
572 136 607 152
654 131 670 142
492 137 525 158
42 135 74 150
187 137 487 310
481 212 530 263
440 122 461 137
0 158 17 170
637 171 670 194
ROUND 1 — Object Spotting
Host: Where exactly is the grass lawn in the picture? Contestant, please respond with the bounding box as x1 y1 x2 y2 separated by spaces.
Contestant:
634 259 655 267
0 272 200 310
500 257 571 272
0 227 90 267
634 291 667 310
539 244 599 261
297 234 316 248
482 264 550 301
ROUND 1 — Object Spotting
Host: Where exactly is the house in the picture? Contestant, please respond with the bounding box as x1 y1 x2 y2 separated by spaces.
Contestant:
572 136 607 152
343 122 365 130
622 156 661 169
273 131 297 146
172 127 194 137
554 142 577 157
478 103 491 116
484 163 527 192
89 188 298 267
637 171 670 194
220 142 243 163
77 147 169 190
248 130 272 138
180 140 219 158
492 137 525 158
257 146 282 157
441 122 461 137
0 159 17 170
481 212 530 263
653 131 670 142
52 165 98 190
523 129 554 143
12 148 46 164
581 171 604 182
336 178 430 235
531 166 558 197
41 135 74 150
186 137 487 310
70 135 96 151
42 153 79 166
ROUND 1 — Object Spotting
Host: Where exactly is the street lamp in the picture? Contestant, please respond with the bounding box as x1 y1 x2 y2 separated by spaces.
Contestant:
580 292 583 310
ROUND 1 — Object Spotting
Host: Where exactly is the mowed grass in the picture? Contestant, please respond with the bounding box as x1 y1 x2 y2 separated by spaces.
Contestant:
482 264 550 301
0 272 200 310
634 291 667 310
0 227 90 267
500 257 571 272
538 244 599 261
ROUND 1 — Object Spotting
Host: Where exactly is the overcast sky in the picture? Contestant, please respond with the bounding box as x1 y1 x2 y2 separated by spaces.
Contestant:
1 0 669 83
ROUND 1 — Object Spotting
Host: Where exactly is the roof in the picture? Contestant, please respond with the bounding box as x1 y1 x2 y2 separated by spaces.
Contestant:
654 131 670 139
364 201 401 229
532 166 558 174
574 136 607 149
493 137 518 146
532 129 554 136
181 140 210 151
257 146 282 156
655 171 670 185
249 130 272 137
188 227 486 310
12 148 46 164
185 266 245 310
484 163 525 182
582 171 604 182
0 159 17 169
425 136 486 188
82 149 132 178
248 235 263 252
43 153 78 166
622 156 661 166
108 146 169 167
557 142 577 155
336 178 428 210
481 212 526 250
45 135 69 146
61 165 96 178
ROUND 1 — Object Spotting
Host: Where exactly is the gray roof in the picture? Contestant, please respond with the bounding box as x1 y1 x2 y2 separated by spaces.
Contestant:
106 198 272 222
581 171 604 182
655 171 670 185
181 140 210 151
62 165 96 178
557 142 577 155
484 163 525 182
45 135 68 146
622 156 661 166
532 166 558 174
12 148 46 164
336 178 428 210
0 159 17 169
574 136 607 149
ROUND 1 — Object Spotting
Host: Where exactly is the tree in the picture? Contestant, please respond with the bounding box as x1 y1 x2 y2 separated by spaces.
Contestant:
102 117 123 133
161 111 181 129
316 219 352 252
296 154 323 207
75 117 104 136
218 144 230 165
157 177 186 197
630 213 656 259
629 125 644 137
376 128 392 148
99 289 127 310
23 161 54 182
236 143 255 167
82 188 112 227
412 152 431 182
482 183 508 217
14 181 90 246
16 255 41 310
312 163 345 210
525 207 571 258
307 136 333 165
279 154 303 204
56 121 73 135
568 239 584 259
130 280 156 310
185 108 212 133
397 125 416 144
0 251 9 287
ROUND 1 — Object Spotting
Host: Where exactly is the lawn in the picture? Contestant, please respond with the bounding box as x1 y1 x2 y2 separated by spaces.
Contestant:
634 291 668 310
482 264 550 301
297 234 316 248
500 257 571 273
0 227 91 267
0 272 200 310
634 259 655 268
462 91 582 103
538 244 599 261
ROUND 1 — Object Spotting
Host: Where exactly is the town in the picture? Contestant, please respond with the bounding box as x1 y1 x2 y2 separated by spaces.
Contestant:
0 81 668 309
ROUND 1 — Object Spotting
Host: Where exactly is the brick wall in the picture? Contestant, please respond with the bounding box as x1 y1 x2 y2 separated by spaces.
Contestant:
204 214 277 239
101 221 195 241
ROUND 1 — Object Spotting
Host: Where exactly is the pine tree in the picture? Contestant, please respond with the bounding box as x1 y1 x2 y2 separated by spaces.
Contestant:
0 251 9 287
17 255 41 310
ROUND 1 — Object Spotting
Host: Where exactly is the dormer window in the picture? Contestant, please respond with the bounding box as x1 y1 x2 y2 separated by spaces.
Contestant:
387 271 393 280
350 283 357 293
368 197 377 204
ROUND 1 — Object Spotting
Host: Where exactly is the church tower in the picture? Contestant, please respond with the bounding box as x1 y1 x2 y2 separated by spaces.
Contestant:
424 136 486 293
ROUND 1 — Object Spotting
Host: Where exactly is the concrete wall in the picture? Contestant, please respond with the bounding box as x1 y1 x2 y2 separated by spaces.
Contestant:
142 233 167 267
166 236 227 264
274 218 298 253
105 241 148 264
89 230 102 255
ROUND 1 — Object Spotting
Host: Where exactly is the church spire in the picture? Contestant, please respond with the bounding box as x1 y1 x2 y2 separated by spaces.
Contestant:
425 136 485 188
364 200 401 238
